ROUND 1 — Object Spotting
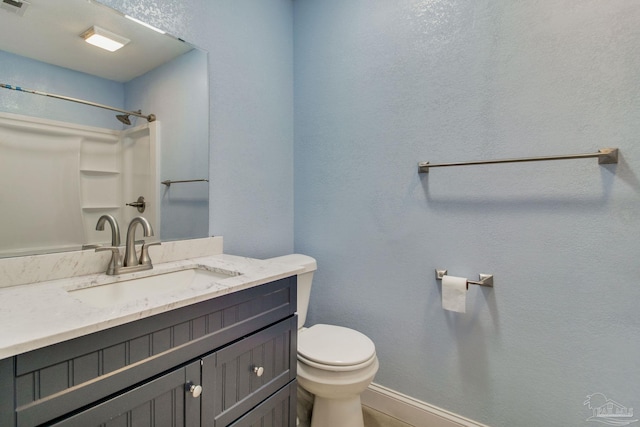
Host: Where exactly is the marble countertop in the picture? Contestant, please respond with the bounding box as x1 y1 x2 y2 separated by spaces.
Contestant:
0 254 302 359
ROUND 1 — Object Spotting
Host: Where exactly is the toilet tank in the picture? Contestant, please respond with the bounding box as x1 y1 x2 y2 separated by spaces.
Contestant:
266 254 317 329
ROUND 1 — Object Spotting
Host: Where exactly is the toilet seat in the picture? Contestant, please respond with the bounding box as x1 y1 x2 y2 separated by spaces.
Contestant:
298 351 376 372
298 324 376 371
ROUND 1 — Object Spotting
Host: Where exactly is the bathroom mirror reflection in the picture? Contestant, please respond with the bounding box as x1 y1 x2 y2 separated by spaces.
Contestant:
0 0 209 258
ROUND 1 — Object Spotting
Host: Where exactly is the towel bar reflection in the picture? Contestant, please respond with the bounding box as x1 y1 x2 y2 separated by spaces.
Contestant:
418 148 618 173
436 269 494 288
161 179 209 187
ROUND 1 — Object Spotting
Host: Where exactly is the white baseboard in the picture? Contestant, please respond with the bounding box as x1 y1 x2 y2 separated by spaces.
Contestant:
361 383 490 427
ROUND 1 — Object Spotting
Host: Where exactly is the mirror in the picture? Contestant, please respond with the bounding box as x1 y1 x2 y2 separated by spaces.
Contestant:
0 0 209 257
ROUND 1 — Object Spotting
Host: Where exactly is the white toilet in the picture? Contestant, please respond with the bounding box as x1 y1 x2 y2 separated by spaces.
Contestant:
268 254 379 427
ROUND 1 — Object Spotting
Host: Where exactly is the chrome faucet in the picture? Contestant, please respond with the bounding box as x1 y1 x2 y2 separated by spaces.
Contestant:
95 216 160 275
94 215 122 274
96 214 121 247
124 216 153 267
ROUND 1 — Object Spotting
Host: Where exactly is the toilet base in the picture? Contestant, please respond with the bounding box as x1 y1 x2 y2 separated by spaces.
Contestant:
310 395 364 427
297 352 378 427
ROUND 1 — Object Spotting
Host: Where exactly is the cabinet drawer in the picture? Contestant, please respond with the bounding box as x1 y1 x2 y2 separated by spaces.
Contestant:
202 317 297 427
227 381 297 427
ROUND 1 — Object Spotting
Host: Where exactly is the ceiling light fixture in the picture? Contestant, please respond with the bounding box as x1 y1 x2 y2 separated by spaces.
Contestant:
81 26 130 52
125 15 166 34
1 0 30 16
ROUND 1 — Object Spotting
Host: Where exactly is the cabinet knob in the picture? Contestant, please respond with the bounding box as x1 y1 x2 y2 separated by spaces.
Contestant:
253 366 264 377
186 382 203 398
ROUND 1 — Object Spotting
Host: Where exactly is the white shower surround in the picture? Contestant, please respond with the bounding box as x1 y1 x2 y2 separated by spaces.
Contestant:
0 112 158 257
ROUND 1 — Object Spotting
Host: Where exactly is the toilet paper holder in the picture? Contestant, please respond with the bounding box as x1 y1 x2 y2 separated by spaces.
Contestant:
436 269 494 288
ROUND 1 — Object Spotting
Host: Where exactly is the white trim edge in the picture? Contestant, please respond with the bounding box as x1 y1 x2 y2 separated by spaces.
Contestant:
361 383 491 427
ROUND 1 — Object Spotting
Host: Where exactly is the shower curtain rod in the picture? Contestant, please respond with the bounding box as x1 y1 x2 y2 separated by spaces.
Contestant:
0 83 156 122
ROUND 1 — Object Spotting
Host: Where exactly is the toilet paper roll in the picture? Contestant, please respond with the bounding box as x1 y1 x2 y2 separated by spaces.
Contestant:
442 275 467 313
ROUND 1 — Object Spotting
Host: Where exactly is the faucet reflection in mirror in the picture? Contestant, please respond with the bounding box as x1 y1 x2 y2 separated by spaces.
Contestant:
95 216 161 275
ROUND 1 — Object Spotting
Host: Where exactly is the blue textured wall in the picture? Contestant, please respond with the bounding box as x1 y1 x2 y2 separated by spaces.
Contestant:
99 0 640 425
101 0 295 258
294 0 640 425
126 49 209 240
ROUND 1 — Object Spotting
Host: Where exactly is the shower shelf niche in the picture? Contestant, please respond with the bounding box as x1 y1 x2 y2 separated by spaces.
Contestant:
80 169 121 174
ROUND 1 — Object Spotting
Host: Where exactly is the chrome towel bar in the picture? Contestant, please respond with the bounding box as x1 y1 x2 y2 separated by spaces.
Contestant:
161 179 209 187
418 148 618 173
436 269 494 288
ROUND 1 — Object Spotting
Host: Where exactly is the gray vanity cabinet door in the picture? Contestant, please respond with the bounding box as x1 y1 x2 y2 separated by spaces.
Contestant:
227 381 297 427
201 317 297 427
49 360 201 427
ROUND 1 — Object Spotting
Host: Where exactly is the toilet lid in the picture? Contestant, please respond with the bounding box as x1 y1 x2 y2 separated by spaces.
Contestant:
298 324 376 366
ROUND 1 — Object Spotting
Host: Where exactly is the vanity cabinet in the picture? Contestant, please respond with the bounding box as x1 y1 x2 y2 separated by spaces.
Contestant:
0 277 297 427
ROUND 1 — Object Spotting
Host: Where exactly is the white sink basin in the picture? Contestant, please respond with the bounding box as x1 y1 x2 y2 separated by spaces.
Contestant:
68 268 237 308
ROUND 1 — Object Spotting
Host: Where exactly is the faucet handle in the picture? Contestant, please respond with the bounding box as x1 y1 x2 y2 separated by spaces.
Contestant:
140 241 161 266
95 246 123 275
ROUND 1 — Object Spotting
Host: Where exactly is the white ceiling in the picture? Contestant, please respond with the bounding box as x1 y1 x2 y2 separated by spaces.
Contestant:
0 0 192 82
